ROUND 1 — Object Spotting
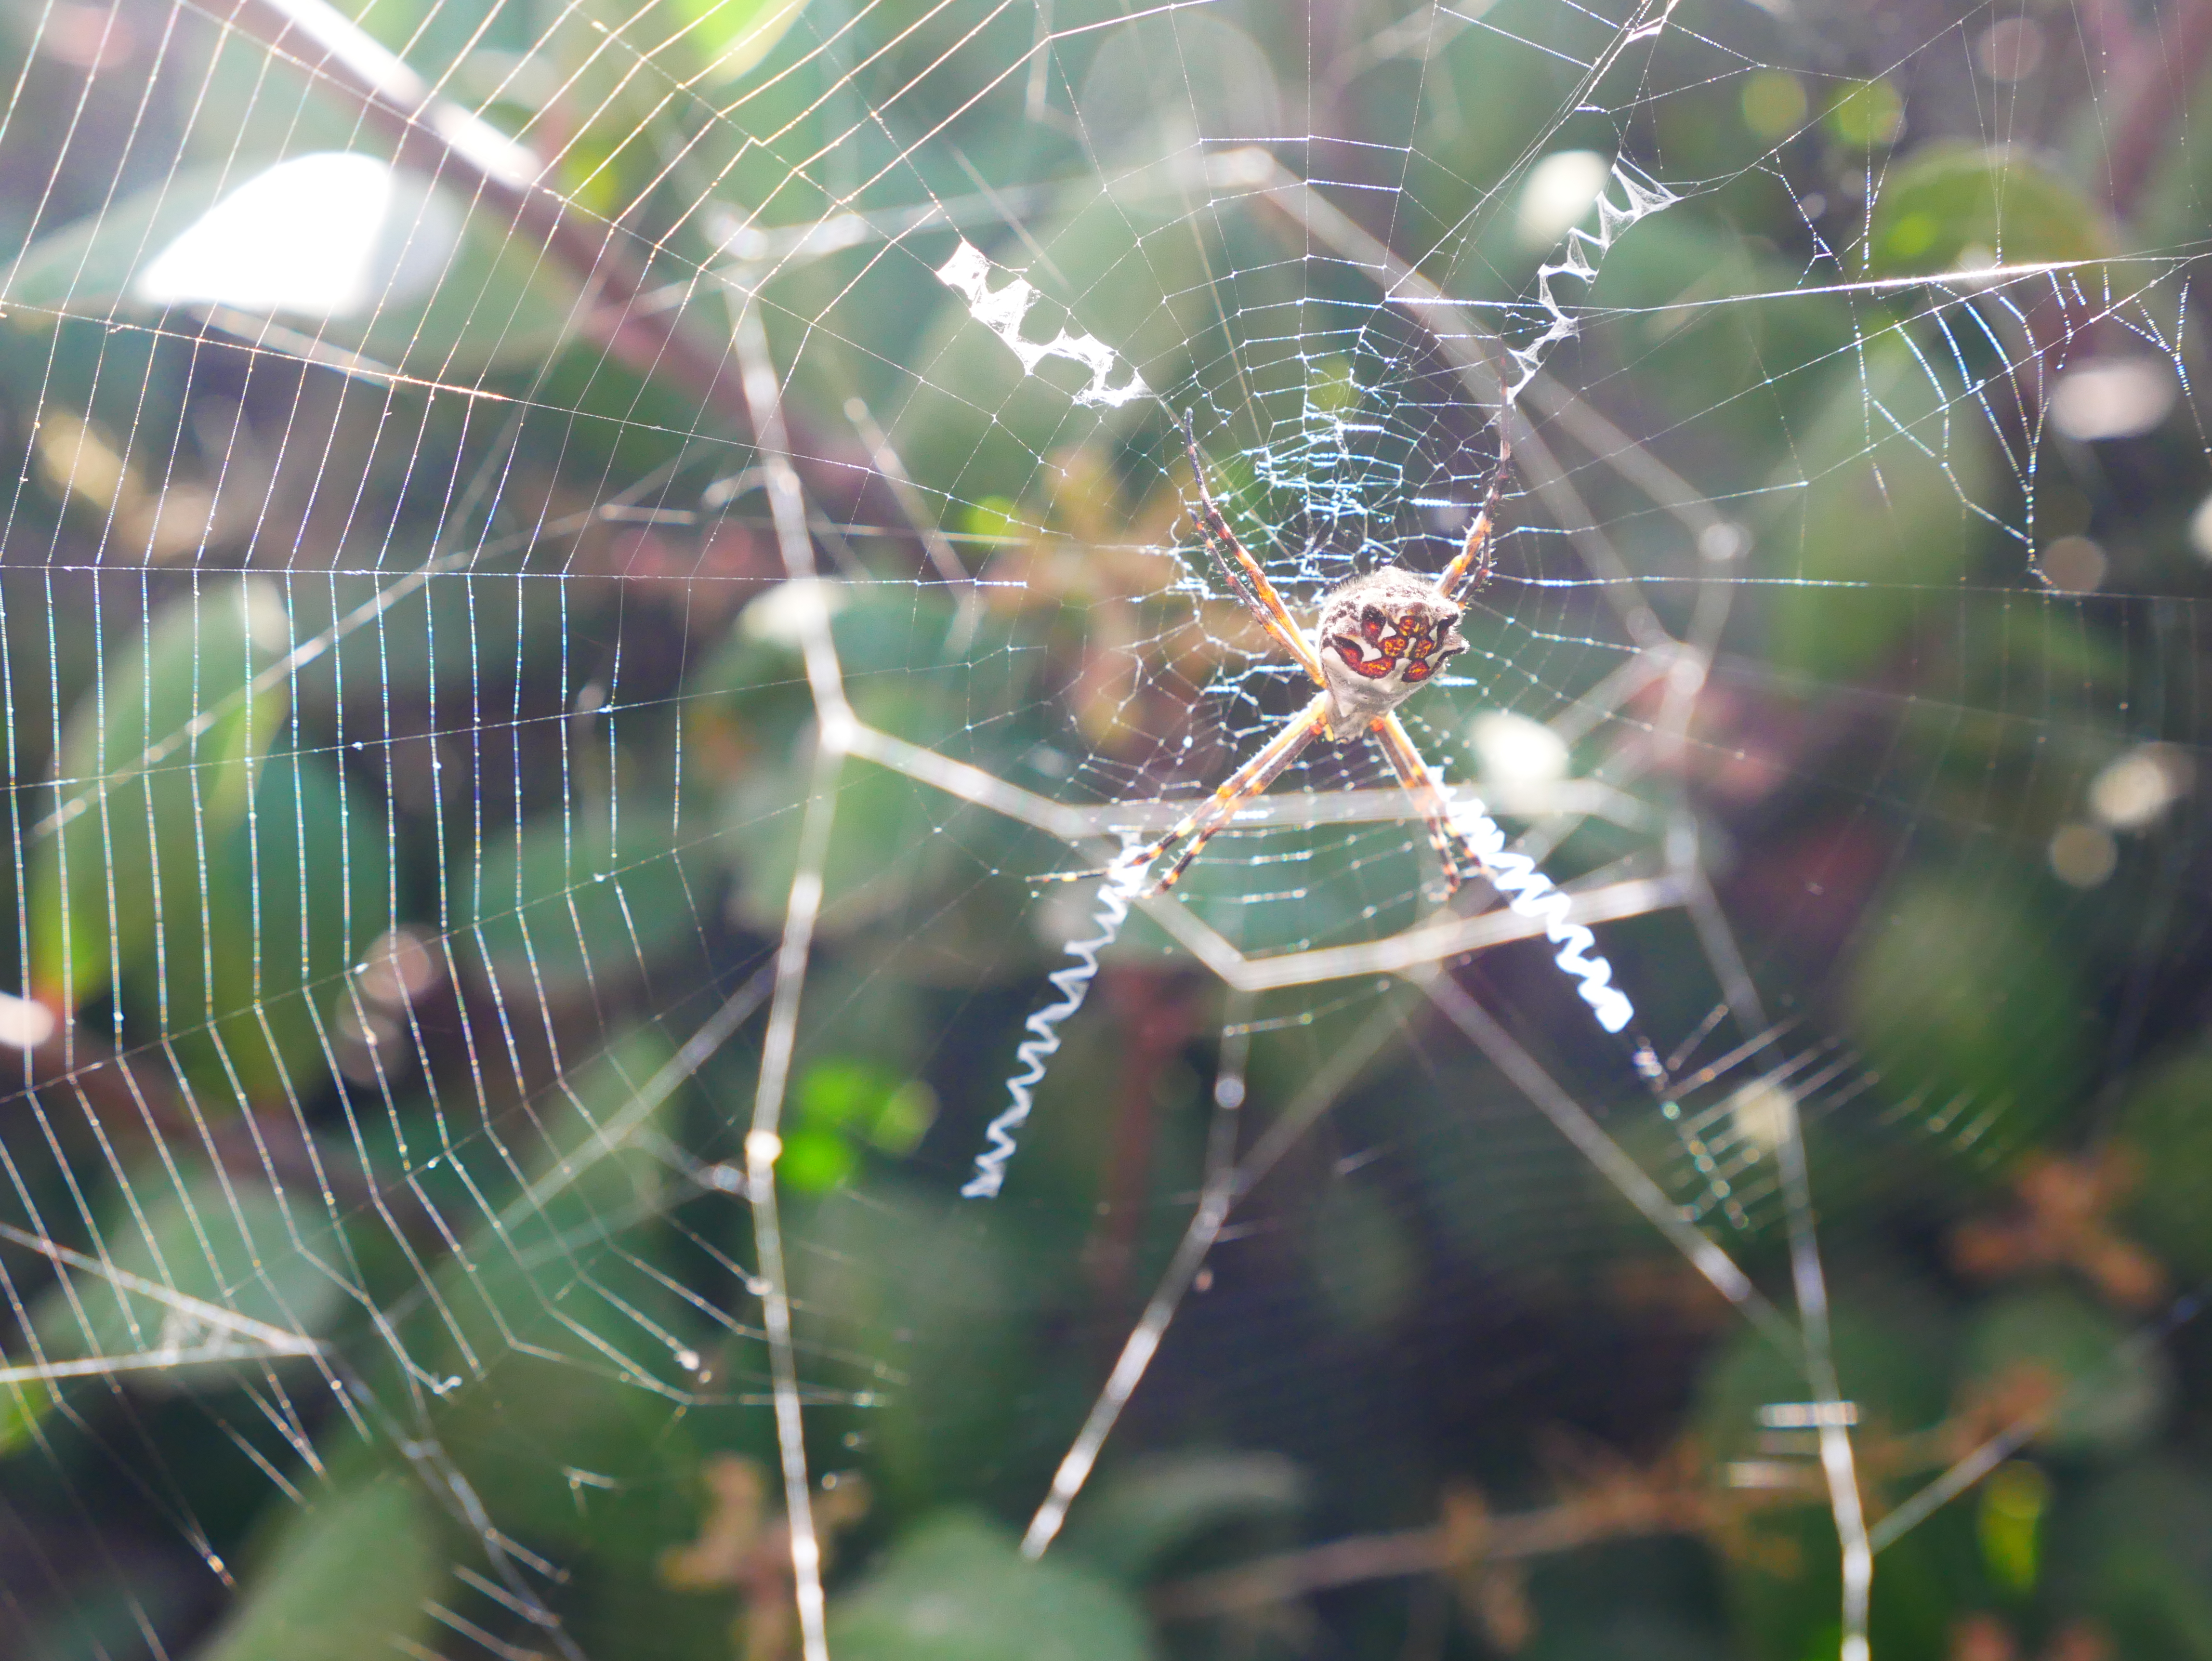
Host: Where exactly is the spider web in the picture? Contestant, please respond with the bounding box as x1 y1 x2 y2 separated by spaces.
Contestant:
0 0 2208 1658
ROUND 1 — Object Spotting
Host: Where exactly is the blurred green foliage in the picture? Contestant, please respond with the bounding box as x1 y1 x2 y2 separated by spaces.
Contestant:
0 0 2211 1659
26 578 394 1102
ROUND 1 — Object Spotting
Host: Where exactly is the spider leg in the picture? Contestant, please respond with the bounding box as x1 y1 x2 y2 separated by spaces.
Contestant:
1369 711 1472 896
1140 692 1332 896
1183 410 1326 687
1434 421 1512 604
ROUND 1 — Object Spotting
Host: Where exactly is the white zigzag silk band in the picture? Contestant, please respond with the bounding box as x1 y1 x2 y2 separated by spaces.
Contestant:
1506 158 1679 399
934 239 1149 409
1447 794 1636 1035
962 856 1149 1199
965 798 1644 1197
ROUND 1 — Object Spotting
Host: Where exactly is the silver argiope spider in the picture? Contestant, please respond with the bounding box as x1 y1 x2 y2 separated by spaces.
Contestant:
1099 409 1510 897
978 410 1654 1206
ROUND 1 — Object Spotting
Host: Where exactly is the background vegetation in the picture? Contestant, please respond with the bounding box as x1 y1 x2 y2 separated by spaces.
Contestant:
2 0 2212 1658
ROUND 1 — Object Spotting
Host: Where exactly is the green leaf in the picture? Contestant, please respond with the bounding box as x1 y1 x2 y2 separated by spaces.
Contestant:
1976 1461 2050 1594
1059 1451 1305 1583
190 1478 442 1661
4 158 582 376
1762 331 1997 679
2053 1460 2212 1659
1584 216 1851 483
1694 1292 1953 1473
23 1159 352 1388
392 1029 706 1560
0 1379 60 1459
1309 1174 1420 1337
792 1182 1027 1503
1869 144 2109 277
28 578 290 1012
1694 1295 1959 1661
669 0 809 81
1960 1287 2172 1458
827 1514 1155 1661
713 620 980 938
2115 1046 2212 1281
462 800 707 1002
25 576 393 1101
1825 80 1905 150
1844 869 2088 1159
157 750 394 1105
778 1125 860 1192
792 1059 939 1173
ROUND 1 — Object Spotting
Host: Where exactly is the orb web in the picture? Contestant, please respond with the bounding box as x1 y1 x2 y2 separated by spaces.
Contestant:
0 0 2207 1659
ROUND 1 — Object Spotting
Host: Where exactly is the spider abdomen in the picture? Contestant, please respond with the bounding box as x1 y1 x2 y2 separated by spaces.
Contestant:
1314 567 1468 738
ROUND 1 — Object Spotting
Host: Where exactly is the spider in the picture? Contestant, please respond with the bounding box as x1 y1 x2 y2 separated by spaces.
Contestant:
1101 409 1509 897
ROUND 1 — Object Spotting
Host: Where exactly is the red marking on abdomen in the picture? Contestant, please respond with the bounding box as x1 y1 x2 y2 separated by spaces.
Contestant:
1329 637 1396 679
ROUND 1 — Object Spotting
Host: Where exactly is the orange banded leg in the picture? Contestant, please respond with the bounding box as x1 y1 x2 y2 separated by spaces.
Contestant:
1183 411 1326 686
1139 693 1332 896
1370 712 1471 896
1434 422 1511 603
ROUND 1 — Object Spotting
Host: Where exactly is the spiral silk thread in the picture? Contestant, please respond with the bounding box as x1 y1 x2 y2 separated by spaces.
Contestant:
1448 796 1638 1038
1506 159 1680 398
964 854 1149 1199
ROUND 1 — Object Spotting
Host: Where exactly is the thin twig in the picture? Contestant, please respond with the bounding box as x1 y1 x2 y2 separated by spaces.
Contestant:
1152 1474 1720 1621
218 0 792 446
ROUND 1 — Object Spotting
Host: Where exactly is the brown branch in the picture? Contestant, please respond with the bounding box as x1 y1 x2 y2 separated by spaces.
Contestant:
211 0 1011 597
215 0 759 438
1948 1148 2167 1312
1151 1474 1720 1621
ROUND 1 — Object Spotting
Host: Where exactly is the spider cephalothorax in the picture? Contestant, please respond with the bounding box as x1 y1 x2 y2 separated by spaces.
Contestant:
1314 568 1469 739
